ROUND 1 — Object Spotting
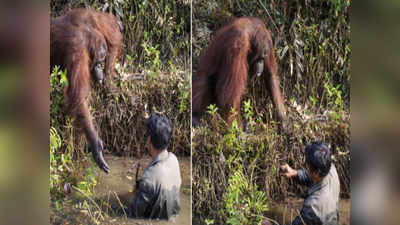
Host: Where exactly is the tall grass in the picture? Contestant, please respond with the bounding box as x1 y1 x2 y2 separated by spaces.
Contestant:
192 0 350 224
50 1 191 223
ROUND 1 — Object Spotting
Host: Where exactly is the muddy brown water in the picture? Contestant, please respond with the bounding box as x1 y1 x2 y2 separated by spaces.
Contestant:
51 155 349 225
51 155 191 225
94 155 191 225
264 197 350 225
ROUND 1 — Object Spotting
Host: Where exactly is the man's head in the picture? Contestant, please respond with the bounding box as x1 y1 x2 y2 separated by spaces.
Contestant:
305 141 331 180
145 113 172 152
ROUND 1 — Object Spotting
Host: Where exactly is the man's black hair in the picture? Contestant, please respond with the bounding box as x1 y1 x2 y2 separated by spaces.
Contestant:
146 113 172 150
305 141 331 177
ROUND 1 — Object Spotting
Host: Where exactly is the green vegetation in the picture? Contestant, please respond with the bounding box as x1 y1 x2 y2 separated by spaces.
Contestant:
50 66 99 203
193 103 350 224
50 0 190 224
193 0 350 224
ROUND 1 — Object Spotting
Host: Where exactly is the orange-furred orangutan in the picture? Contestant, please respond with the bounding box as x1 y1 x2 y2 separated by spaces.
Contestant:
51 8 123 173
193 17 287 130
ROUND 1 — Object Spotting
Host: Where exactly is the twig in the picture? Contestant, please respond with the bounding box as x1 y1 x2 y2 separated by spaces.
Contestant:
121 73 146 81
262 216 280 225
338 151 349 156
112 191 128 218
283 205 287 225
297 209 306 225
71 185 104 220
257 0 279 33
106 190 110 215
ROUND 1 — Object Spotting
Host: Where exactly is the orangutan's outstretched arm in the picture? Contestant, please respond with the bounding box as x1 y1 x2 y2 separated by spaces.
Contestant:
66 52 110 173
265 50 288 130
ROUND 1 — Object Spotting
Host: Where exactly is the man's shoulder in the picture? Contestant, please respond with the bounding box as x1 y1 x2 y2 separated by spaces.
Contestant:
158 151 180 167
329 164 339 181
141 151 181 189
326 164 340 191
167 152 179 163
145 152 179 173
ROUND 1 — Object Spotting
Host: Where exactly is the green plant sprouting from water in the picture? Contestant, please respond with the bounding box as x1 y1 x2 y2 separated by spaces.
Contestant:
224 169 268 225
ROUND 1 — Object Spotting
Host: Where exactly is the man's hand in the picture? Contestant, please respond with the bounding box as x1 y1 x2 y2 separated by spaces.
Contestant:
280 164 297 178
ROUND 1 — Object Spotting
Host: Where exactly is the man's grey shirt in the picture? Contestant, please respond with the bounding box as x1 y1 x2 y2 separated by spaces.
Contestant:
130 150 182 220
292 164 340 225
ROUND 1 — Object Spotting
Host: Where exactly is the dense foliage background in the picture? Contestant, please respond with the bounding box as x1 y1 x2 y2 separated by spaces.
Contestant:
50 1 191 220
51 0 190 70
192 0 350 224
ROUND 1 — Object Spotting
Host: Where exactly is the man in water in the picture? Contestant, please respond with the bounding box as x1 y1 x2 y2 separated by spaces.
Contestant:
130 113 181 220
280 141 340 225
